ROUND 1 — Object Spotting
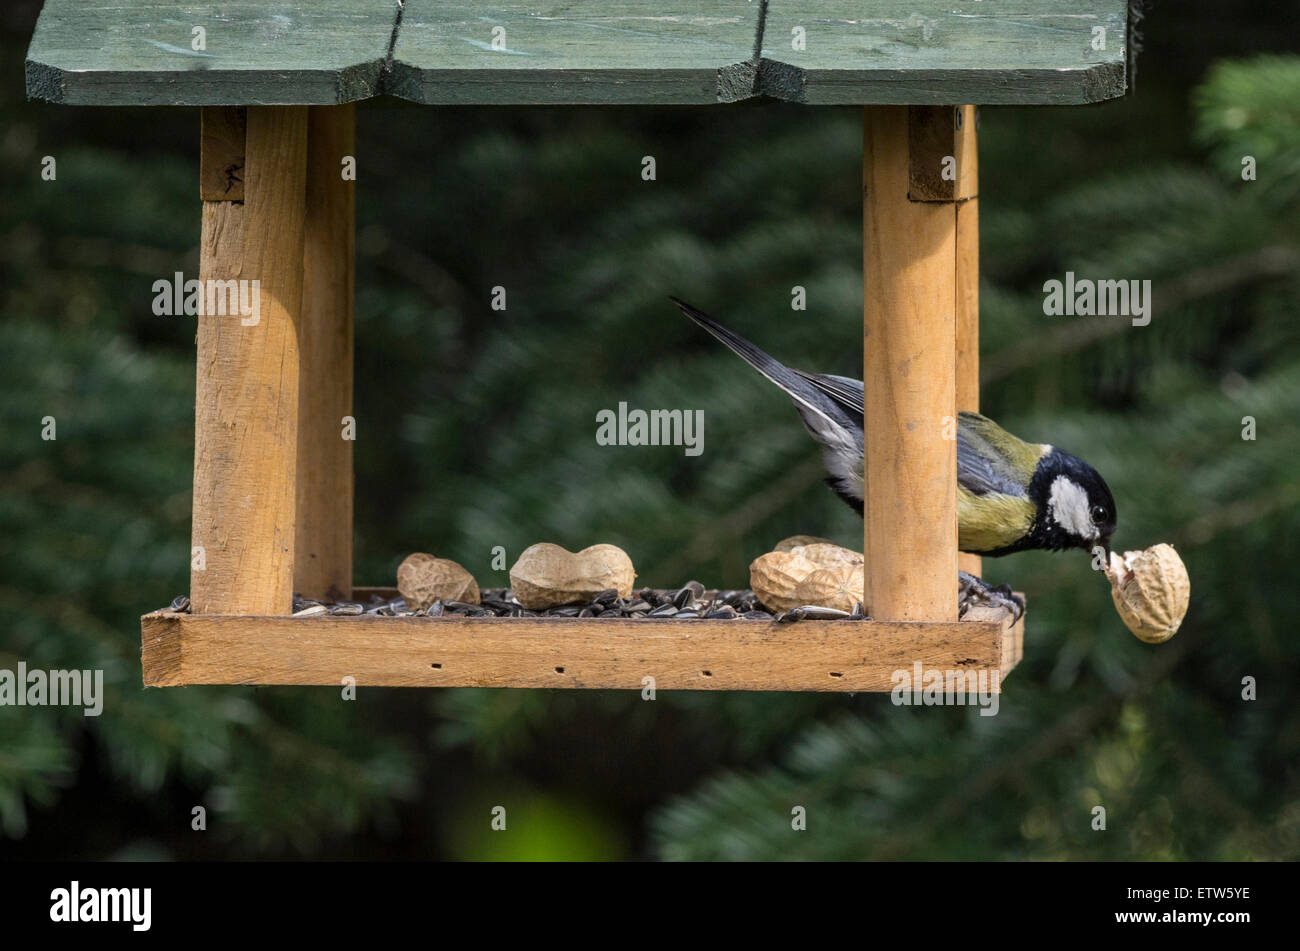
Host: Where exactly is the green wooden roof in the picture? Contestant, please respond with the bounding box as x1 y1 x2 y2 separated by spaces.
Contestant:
26 1 1131 107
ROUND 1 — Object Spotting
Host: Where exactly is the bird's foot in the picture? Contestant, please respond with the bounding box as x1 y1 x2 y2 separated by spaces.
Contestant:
958 571 1025 622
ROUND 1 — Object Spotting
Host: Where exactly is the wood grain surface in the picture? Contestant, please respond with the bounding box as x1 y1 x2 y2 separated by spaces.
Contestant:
142 600 1024 691
391 2 761 105
907 105 977 202
26 0 395 106
954 106 982 579
199 107 246 201
762 0 1129 105
294 104 356 603
28 0 1129 106
863 106 958 622
191 106 308 616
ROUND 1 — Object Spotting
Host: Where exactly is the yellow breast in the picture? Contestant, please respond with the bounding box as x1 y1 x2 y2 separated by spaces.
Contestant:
957 486 1037 554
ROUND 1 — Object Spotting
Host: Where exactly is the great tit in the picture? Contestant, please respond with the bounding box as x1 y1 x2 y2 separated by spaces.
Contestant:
671 297 1117 617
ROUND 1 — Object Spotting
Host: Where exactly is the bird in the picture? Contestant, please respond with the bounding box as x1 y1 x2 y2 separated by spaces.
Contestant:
670 297 1117 618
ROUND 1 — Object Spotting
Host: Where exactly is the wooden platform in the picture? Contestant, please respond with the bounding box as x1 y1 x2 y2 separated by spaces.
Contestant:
28 0 1131 106
141 594 1023 692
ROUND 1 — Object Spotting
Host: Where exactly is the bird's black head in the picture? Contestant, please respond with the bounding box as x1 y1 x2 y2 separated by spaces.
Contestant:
1027 448 1117 557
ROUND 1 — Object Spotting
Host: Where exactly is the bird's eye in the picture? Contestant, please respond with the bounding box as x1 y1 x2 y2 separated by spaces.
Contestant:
1090 504 1109 523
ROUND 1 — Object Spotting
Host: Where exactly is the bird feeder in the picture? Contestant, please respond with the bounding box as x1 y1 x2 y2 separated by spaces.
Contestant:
26 0 1133 692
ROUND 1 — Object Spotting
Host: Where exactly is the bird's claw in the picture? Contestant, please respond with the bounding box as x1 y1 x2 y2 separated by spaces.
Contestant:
958 571 1025 622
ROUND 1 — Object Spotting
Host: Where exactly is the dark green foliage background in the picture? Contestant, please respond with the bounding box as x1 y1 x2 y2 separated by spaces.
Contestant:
1 1 1297 860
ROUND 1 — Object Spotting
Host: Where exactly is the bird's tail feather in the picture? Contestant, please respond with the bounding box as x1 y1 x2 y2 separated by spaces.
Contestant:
669 297 829 415
670 297 863 488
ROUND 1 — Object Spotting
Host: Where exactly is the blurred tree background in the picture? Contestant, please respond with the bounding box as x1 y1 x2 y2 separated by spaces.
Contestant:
2 0 1298 860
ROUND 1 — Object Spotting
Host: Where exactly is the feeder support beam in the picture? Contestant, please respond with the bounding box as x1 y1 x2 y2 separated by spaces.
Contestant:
191 106 308 615
952 106 983 578
295 104 356 602
863 105 978 622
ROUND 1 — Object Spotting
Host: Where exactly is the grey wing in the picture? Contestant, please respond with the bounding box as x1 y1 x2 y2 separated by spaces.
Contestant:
799 370 1024 497
957 427 1027 497
793 371 863 421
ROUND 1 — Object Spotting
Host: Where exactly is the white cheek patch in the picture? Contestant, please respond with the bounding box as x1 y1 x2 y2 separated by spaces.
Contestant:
1048 476 1096 539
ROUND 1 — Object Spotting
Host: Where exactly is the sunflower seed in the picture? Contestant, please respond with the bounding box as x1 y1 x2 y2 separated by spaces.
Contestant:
779 605 851 623
169 595 191 613
293 604 328 618
329 602 364 616
649 604 679 617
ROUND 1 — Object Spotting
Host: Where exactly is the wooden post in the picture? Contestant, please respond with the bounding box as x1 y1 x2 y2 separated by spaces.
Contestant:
954 105 982 579
191 106 309 615
294 104 356 602
862 106 961 622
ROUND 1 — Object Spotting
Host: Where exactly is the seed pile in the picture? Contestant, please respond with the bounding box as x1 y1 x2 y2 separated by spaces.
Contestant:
165 586 869 622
